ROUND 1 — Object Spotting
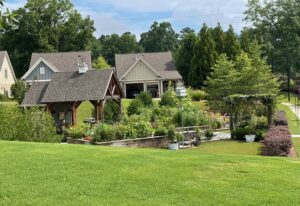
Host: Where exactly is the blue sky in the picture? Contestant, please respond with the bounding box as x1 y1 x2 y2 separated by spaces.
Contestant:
5 0 249 38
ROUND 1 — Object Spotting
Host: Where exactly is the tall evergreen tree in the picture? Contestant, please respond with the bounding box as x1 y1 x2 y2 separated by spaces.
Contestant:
175 28 197 85
224 25 241 61
190 24 217 89
239 28 252 53
140 21 179 52
211 23 225 55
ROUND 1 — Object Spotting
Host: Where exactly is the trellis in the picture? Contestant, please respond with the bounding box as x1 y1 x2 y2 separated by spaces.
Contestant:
224 94 276 139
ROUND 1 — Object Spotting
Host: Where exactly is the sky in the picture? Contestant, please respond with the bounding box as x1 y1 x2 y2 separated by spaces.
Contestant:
5 0 249 38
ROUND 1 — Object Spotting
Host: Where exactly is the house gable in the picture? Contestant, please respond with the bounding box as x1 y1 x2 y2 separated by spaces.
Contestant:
122 59 160 81
22 59 57 82
0 52 16 97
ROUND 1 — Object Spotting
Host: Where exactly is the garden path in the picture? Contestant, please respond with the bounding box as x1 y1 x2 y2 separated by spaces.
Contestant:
281 102 300 137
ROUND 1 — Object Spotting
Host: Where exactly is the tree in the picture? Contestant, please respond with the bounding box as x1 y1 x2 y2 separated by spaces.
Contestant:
239 28 252 53
0 0 17 29
10 80 27 104
223 25 241 60
244 0 300 101
211 23 225 54
99 32 142 65
93 56 110 69
0 0 95 78
205 42 279 112
175 28 197 85
190 24 217 89
140 21 179 52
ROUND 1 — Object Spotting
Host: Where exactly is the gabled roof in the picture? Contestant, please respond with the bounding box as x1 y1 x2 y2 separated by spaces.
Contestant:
0 51 17 81
29 51 92 73
21 82 49 106
41 69 118 103
115 51 182 80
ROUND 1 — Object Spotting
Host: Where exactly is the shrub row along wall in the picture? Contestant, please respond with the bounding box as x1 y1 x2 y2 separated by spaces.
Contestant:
262 111 292 156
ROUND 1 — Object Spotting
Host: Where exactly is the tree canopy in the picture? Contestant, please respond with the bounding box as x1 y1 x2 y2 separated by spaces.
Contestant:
0 0 95 78
140 21 179 52
205 42 279 112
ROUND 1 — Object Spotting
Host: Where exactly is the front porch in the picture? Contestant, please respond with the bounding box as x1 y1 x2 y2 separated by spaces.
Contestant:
122 80 178 99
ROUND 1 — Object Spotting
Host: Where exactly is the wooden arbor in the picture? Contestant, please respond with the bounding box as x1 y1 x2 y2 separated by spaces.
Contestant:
224 94 276 139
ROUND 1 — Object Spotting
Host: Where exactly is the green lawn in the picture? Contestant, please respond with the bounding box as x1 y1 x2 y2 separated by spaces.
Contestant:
77 101 94 125
293 138 300 158
195 140 262 156
1 141 300 206
0 101 17 106
277 103 300 134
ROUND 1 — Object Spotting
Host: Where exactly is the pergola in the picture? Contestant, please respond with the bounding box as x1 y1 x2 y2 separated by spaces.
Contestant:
224 94 276 139
21 69 124 126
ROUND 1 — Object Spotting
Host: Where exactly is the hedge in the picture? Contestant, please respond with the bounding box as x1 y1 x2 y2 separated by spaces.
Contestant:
262 125 292 156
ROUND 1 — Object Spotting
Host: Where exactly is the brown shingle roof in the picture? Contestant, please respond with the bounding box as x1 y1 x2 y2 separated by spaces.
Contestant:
29 51 92 72
21 82 49 106
115 51 182 80
41 69 115 103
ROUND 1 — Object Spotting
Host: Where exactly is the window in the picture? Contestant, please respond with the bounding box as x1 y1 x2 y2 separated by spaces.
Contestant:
4 69 8 79
40 67 45 75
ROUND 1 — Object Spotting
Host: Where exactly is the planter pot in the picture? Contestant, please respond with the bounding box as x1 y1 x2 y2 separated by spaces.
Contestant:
168 142 179 150
245 134 255 143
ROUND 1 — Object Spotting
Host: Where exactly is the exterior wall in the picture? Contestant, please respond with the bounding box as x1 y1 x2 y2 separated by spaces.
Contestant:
24 62 55 82
124 60 158 81
51 102 73 126
0 55 15 97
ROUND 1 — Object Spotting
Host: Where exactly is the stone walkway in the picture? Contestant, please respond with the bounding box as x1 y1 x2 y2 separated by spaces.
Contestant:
210 132 231 141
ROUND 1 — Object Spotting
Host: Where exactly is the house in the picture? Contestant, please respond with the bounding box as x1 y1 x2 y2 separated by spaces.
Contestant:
21 51 92 84
115 52 182 98
0 51 16 98
21 68 124 126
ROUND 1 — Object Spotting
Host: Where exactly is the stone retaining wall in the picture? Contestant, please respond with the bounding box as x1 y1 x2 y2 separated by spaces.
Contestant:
67 136 168 148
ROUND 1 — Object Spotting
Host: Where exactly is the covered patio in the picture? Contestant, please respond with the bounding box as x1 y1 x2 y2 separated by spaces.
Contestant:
21 69 124 126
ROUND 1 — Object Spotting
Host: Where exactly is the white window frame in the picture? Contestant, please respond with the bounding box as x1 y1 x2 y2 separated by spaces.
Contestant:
40 67 45 75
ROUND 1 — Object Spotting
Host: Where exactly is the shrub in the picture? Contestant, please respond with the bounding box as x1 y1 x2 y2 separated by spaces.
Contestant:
160 88 177 107
66 125 85 139
191 90 208 101
0 105 61 142
233 127 253 140
94 124 116 142
274 110 288 126
104 99 120 123
0 93 9 101
154 127 168 136
205 129 214 140
262 125 292 156
137 91 153 106
127 98 144 116
167 126 176 142
11 80 27 104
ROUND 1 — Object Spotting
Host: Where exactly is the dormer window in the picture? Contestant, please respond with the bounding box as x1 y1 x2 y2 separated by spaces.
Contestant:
40 67 45 75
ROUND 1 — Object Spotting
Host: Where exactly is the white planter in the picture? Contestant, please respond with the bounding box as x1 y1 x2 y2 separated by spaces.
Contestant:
168 142 179 150
245 134 255 143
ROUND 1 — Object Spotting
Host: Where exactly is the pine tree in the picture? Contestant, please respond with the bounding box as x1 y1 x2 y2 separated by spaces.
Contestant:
212 23 225 55
224 25 241 61
189 24 217 89
175 28 197 85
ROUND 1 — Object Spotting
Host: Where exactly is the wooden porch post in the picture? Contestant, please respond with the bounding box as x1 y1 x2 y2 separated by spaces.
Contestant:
47 103 52 114
71 102 77 126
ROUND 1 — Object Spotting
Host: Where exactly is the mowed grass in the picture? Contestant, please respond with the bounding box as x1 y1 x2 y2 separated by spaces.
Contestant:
293 138 300 158
0 101 17 106
277 103 300 134
195 140 262 156
1 141 300 206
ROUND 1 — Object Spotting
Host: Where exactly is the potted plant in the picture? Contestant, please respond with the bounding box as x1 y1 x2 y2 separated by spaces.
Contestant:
167 126 179 150
244 126 256 143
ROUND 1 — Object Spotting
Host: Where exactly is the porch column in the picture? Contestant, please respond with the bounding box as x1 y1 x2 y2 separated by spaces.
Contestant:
71 102 77 126
143 81 147 92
